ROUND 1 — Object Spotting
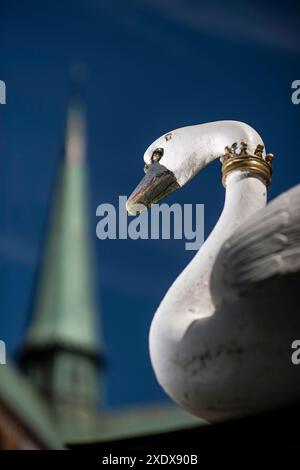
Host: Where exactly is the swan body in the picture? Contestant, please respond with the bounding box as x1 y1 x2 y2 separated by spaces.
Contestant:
127 121 300 422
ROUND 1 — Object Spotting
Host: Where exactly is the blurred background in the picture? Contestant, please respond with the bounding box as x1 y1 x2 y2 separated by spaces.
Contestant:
0 0 300 447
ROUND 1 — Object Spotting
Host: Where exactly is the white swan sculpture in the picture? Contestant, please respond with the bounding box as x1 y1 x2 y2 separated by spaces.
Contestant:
127 121 300 422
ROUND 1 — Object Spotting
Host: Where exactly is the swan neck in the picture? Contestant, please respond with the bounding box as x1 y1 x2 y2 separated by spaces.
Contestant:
221 171 267 221
178 121 265 185
189 171 267 318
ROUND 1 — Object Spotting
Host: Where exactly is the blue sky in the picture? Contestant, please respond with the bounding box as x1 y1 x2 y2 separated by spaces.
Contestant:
0 0 299 408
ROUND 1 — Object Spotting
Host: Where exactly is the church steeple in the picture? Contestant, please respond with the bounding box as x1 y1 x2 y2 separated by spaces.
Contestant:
20 93 102 442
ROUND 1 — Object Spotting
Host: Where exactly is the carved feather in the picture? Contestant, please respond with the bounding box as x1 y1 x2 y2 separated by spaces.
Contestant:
211 184 300 306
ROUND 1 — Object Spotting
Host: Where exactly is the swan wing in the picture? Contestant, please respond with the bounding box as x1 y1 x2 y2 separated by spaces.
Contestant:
211 183 300 306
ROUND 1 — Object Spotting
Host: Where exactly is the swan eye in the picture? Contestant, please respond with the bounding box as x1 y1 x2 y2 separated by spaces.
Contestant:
151 148 164 163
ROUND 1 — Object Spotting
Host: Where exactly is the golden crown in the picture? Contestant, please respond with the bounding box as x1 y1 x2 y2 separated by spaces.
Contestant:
221 141 274 187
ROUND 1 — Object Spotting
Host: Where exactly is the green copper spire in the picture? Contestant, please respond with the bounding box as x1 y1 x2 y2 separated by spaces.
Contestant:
20 97 102 442
26 102 99 353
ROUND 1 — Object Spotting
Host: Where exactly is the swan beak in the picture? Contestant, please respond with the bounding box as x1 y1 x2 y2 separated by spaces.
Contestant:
126 162 180 215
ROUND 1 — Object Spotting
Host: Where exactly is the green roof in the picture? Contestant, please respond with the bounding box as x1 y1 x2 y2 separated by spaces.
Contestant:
67 403 205 444
0 363 61 448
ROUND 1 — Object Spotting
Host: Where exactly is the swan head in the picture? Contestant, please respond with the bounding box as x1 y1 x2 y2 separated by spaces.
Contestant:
126 127 209 215
126 121 267 215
